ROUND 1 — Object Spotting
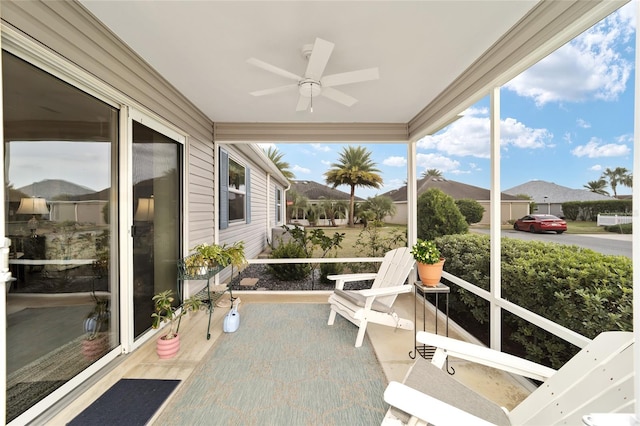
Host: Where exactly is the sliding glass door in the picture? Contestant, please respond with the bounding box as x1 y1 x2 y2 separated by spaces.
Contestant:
132 120 182 339
3 50 119 422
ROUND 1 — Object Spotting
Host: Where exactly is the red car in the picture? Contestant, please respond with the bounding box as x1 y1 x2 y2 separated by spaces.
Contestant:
513 214 567 234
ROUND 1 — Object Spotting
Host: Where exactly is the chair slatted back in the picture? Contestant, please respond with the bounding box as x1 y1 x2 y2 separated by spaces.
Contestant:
511 331 634 425
369 247 415 308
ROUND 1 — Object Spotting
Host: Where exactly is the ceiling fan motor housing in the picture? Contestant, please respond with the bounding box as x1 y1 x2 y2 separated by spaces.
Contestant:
298 79 322 97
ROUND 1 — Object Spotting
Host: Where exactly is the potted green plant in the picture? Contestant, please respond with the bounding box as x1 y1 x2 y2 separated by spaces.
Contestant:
192 243 226 268
221 241 247 270
151 290 203 359
410 239 445 287
191 241 247 270
183 252 208 276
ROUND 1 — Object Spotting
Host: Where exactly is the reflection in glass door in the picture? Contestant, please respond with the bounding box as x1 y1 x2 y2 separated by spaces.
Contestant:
132 121 182 338
3 51 119 422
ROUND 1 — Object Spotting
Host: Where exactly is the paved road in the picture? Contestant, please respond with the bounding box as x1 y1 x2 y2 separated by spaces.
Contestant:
471 228 632 258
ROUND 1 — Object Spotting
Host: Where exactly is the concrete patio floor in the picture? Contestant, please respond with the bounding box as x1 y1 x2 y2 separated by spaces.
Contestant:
42 291 532 424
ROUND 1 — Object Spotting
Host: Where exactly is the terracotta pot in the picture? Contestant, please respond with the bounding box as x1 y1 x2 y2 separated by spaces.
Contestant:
417 259 445 287
156 333 180 359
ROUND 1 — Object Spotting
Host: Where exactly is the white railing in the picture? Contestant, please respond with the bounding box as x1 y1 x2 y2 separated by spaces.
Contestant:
597 214 633 226
441 271 591 348
245 257 592 349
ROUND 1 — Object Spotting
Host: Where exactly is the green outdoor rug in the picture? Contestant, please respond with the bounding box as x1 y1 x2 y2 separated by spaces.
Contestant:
156 303 388 425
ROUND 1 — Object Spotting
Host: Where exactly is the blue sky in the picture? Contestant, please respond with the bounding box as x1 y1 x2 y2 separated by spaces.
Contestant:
263 3 636 200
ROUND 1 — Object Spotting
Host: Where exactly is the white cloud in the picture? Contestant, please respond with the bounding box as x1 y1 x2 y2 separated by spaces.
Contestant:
292 165 311 174
310 143 331 152
563 132 573 144
502 117 552 149
383 156 407 167
449 169 471 175
590 164 603 171
571 137 631 158
504 3 634 106
616 133 634 144
380 178 406 192
320 159 331 166
576 119 591 128
416 153 460 172
418 108 551 158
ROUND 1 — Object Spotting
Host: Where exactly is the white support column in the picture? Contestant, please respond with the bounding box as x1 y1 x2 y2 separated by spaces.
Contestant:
489 87 502 351
407 140 418 252
633 0 640 421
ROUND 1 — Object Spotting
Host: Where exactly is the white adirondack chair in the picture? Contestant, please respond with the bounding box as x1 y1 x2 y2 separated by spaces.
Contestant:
382 331 634 425
327 247 415 348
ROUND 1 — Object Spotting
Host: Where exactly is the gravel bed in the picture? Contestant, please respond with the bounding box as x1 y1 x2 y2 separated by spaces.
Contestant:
228 264 372 292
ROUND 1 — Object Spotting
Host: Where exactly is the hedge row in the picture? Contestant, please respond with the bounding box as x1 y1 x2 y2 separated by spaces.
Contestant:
435 234 632 368
562 199 632 221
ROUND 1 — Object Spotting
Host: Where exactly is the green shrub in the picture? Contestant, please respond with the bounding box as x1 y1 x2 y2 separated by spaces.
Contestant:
266 241 311 281
417 188 468 240
455 198 485 224
320 261 344 284
604 223 632 234
562 200 632 221
436 234 632 368
353 225 406 257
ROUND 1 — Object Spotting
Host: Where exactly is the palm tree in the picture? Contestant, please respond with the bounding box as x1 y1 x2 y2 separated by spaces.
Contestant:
583 179 610 196
324 146 383 227
264 146 295 181
286 190 308 222
318 198 348 227
361 195 397 222
421 169 443 179
601 167 631 198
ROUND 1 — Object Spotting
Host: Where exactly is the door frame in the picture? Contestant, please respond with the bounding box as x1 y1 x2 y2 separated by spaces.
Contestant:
125 108 187 353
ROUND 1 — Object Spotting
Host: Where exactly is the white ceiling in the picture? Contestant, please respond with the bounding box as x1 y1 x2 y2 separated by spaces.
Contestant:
79 1 539 125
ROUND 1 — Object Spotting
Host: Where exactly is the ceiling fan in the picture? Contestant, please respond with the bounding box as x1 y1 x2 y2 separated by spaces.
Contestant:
247 37 379 112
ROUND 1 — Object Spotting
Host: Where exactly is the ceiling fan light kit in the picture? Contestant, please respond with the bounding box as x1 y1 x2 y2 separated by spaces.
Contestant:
247 37 379 112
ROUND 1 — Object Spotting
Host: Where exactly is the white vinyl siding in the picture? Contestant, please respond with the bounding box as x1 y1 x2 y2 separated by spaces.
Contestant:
2 1 216 250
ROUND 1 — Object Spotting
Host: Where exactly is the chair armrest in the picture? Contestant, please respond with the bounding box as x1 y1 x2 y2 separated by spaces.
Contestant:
327 273 377 290
327 273 378 282
358 285 413 298
384 381 497 426
417 331 556 381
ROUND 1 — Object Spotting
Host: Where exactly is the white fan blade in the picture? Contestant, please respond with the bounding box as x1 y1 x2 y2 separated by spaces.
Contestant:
250 84 298 97
322 67 380 87
296 96 311 112
305 38 334 80
322 87 357 107
246 58 301 81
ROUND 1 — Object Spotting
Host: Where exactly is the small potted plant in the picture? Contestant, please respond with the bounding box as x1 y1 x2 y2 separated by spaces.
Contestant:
191 241 247 270
183 252 208 276
410 239 445 287
151 289 203 359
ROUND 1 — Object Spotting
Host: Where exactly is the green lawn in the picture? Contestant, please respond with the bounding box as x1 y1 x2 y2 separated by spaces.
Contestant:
564 220 606 234
311 224 407 258
311 220 610 258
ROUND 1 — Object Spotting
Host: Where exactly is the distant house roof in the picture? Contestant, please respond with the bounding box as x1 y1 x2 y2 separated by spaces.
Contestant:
381 177 521 202
288 180 364 202
504 180 613 203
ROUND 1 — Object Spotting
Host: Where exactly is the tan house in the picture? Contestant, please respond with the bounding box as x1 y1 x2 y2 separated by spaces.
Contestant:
382 177 530 225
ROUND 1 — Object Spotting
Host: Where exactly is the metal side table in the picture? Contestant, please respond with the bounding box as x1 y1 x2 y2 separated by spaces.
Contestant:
409 282 450 360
